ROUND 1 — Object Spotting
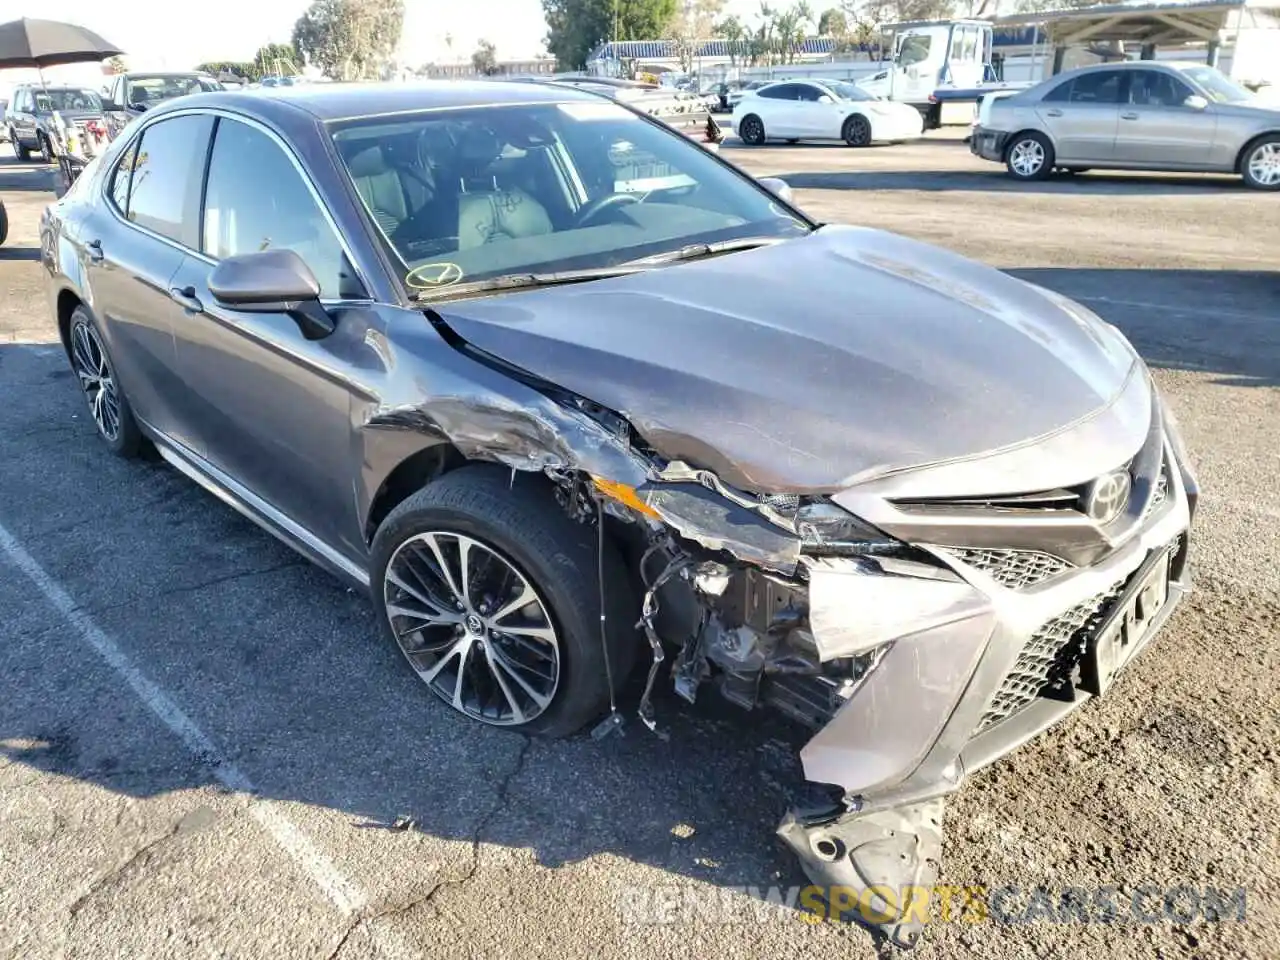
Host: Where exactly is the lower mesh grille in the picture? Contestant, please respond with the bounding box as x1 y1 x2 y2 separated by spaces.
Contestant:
943 547 1074 589
974 580 1126 734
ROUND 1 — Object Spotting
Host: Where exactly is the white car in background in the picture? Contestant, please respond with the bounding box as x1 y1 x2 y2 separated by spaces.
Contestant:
732 78 924 147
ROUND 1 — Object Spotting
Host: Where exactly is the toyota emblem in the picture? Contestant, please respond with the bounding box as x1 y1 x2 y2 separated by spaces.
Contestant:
1084 469 1132 524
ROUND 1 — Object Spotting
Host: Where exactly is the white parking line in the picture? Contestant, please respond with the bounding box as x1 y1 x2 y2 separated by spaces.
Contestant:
0 521 376 922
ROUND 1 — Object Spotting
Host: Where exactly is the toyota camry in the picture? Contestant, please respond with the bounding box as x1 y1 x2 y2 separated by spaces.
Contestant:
40 80 1196 944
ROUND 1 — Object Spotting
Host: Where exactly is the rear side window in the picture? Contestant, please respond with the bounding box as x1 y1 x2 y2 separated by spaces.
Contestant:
108 140 138 211
202 117 362 299
1069 70 1125 104
758 84 796 100
124 114 214 247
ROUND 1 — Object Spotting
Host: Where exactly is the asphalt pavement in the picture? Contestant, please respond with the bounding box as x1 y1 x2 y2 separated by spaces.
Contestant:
0 136 1277 960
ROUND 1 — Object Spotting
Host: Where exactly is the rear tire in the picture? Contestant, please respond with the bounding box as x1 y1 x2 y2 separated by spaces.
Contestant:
1240 134 1280 190
13 132 32 161
738 113 766 146
1005 131 1054 181
67 305 143 457
370 465 639 738
842 114 872 147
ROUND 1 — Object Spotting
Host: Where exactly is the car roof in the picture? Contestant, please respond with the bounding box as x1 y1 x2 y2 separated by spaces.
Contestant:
152 80 601 124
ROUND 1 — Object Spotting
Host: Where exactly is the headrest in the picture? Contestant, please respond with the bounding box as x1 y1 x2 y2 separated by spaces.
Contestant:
455 127 503 171
344 144 387 179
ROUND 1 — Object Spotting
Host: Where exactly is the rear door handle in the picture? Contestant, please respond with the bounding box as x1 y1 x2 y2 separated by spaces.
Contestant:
1045 108 1063 117
86 239 104 262
1121 111 1139 120
169 285 203 313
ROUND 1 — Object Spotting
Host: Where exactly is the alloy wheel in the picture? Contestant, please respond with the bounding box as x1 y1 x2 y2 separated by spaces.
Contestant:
70 318 121 442
1009 138 1045 177
845 115 871 147
740 116 763 144
1246 142 1280 187
383 531 561 726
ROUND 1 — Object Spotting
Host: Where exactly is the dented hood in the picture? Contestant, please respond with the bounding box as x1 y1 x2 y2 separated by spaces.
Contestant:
434 225 1137 493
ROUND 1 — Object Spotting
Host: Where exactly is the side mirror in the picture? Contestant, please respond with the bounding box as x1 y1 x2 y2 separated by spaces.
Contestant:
758 176 794 204
817 94 834 104
1184 94 1209 110
207 249 335 340
101 99 124 112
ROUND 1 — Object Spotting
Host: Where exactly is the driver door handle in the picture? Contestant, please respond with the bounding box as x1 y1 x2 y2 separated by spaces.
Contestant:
86 239 104 262
169 285 203 313
1045 109 1063 117
1121 111 1140 120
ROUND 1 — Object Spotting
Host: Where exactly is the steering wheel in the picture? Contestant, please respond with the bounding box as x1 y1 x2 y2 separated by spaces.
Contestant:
574 192 641 227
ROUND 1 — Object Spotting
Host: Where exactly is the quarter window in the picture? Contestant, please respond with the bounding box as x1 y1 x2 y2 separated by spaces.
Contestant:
124 114 214 247
108 139 138 212
202 117 361 300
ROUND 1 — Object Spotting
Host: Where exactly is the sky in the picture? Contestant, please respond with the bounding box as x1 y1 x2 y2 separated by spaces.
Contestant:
4 0 770 90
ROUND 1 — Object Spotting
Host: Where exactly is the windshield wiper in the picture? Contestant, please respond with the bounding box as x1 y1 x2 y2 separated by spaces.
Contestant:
409 265 648 302
625 236 787 266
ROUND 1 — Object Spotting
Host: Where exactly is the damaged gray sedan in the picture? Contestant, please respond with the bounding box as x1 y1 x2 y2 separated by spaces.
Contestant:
41 81 1198 945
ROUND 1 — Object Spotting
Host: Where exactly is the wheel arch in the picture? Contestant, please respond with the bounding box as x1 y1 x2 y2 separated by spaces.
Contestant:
55 287 85 359
1234 130 1280 173
362 438 467 544
1002 127 1055 162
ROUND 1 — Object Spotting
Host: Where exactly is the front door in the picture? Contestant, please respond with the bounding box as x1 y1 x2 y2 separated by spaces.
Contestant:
1113 69 1216 167
168 115 374 558
1038 69 1126 163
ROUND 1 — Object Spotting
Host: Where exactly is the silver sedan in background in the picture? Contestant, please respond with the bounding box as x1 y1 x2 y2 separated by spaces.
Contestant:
972 61 1280 188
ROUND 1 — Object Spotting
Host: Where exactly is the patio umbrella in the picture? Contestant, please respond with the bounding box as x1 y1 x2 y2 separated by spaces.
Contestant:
0 18 122 70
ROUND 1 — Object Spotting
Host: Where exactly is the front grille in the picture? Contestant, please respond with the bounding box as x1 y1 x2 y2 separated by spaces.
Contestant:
942 547 1074 590
974 579 1125 734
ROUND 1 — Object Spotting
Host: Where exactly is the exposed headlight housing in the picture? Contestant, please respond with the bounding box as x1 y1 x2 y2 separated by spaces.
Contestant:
794 501 893 550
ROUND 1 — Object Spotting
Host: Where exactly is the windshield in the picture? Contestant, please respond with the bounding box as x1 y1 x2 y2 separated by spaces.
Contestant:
331 101 809 293
128 75 222 106
1180 66 1252 103
821 79 876 102
34 89 101 113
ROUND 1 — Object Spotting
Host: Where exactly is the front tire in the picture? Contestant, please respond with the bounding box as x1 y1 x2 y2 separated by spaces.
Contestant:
13 132 32 161
842 114 872 147
1240 135 1280 190
738 113 766 146
371 465 638 738
1005 132 1054 181
37 133 53 164
67 306 143 457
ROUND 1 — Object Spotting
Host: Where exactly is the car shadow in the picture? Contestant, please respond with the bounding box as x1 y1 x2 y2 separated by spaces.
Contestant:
773 168 1248 195
0 262 1274 931
0 245 41 261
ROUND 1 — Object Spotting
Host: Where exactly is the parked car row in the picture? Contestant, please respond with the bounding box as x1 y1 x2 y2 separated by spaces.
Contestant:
731 77 925 147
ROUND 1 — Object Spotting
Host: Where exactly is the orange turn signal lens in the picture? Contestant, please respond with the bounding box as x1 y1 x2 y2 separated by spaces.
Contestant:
591 476 661 519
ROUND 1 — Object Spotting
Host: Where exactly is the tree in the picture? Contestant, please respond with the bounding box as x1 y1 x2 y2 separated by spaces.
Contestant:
713 14 748 65
293 0 405 81
665 0 725 73
255 42 298 76
817 7 847 36
543 0 678 71
196 60 257 80
472 39 499 75
104 55 127 75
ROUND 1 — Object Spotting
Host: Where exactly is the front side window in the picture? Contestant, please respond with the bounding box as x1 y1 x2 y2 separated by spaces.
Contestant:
795 84 825 102
1069 70 1125 104
202 118 361 300
822 79 876 102
898 35 931 67
331 101 810 293
126 75 222 109
124 114 214 247
1131 70 1196 107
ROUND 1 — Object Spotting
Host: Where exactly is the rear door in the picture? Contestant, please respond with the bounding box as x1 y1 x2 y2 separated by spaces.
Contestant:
168 115 374 557
1037 70 1126 162
1113 69 1215 166
83 113 214 450
754 84 802 137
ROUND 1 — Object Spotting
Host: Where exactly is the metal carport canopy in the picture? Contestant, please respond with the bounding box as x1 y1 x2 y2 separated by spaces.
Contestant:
995 0 1277 46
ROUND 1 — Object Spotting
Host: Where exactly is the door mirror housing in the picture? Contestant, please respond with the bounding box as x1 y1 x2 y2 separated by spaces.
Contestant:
207 249 335 340
757 176 794 204
817 94 834 104
1183 94 1209 110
